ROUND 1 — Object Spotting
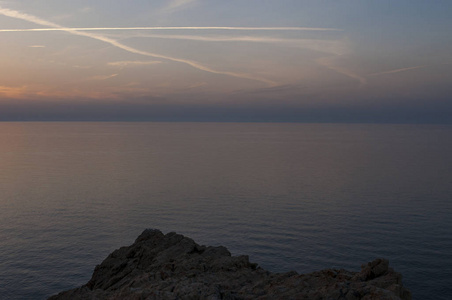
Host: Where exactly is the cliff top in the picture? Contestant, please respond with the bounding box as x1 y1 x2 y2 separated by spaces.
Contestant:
49 229 411 299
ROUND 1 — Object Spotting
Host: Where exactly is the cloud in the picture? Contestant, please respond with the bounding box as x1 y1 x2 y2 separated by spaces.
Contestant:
0 82 148 100
316 56 367 86
188 82 207 89
230 84 302 97
0 6 276 86
0 85 28 98
89 74 118 80
73 65 92 69
0 6 63 28
48 6 93 22
29 45 45 48
114 34 348 55
0 26 341 32
80 7 93 13
160 0 199 13
107 60 162 68
44 59 92 69
368 66 425 77
0 84 67 99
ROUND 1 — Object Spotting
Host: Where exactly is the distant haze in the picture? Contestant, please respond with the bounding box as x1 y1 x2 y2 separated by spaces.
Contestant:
0 1 451 123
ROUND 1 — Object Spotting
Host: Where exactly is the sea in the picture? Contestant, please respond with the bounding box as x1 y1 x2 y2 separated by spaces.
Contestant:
0 122 451 299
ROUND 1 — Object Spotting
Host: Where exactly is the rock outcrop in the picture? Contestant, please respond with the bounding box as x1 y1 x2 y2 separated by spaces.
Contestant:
49 229 411 299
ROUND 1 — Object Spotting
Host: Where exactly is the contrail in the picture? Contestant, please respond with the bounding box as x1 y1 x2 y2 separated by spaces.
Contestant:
0 26 341 32
316 56 367 86
112 34 347 55
108 61 162 67
368 66 425 77
0 6 276 86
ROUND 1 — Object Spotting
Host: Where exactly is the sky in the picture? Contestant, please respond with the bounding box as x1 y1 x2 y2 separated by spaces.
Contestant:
0 0 451 122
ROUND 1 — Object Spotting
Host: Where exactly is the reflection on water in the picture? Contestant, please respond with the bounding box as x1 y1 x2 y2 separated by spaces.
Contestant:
0 122 451 299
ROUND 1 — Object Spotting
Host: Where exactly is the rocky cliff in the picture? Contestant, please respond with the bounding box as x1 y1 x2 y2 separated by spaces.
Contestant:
49 229 411 299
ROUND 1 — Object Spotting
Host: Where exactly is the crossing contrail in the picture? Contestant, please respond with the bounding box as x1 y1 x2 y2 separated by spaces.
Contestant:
368 66 425 77
0 6 277 86
0 26 341 32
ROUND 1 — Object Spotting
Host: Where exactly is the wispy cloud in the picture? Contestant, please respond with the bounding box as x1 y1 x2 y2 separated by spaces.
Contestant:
188 82 207 89
368 66 425 77
44 59 91 69
49 6 93 22
80 7 93 13
316 56 367 86
0 25 346 56
0 85 28 98
116 34 348 55
0 26 341 32
316 56 367 85
108 60 162 68
29 45 45 48
0 83 143 100
89 74 118 81
0 84 64 99
0 7 63 29
160 0 199 13
0 6 276 86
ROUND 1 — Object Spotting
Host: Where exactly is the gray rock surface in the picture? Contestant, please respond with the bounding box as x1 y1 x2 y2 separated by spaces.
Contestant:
49 229 411 299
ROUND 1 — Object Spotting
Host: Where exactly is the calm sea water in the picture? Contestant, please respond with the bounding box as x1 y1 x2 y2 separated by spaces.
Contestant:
0 122 451 299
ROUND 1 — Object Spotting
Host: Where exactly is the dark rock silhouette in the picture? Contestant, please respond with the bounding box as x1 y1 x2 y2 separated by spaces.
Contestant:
49 229 411 299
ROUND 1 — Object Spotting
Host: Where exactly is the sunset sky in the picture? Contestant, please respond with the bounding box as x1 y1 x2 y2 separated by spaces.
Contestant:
0 0 451 122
